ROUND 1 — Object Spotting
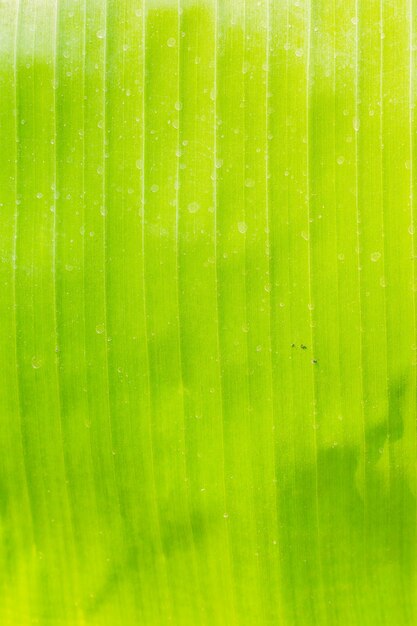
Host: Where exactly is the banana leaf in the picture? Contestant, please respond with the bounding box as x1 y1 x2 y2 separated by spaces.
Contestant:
0 0 416 624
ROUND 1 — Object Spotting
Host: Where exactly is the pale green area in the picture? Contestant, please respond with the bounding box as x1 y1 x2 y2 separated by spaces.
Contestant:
0 0 416 624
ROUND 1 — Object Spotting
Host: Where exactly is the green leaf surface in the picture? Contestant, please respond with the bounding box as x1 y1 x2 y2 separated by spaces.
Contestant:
0 0 416 624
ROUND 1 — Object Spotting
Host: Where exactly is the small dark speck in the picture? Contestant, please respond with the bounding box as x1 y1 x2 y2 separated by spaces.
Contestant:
312 359 318 364
291 343 296 348
301 344 307 350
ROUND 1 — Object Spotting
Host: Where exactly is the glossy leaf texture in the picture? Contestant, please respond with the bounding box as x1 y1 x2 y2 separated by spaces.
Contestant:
0 0 416 624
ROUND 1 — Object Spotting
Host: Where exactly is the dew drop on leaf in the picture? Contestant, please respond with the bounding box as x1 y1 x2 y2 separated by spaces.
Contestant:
31 356 42 369
187 201 200 214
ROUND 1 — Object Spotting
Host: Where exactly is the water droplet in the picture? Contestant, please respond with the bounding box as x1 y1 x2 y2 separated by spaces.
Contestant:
187 201 200 214
353 117 360 132
135 159 143 170
408 224 414 235
223 513 229 519
31 356 42 369
36 192 43 199
245 178 255 188
370 251 381 262
295 48 304 57
174 101 182 111
96 29 106 39
336 155 345 165
150 184 159 193
301 231 309 241
167 37 176 47
256 345 262 352
238 221 247 234
96 323 105 334
351 16 358 25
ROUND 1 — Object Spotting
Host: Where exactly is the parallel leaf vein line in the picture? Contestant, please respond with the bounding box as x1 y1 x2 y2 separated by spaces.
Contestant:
379 0 391 505
409 0 417 503
213 0 237 619
354 0 367 577
305 1 325 616
51 0 78 599
141 2 172 618
242 0 261 614
264 0 282 620
174 0 202 611
12 0 35 546
407 10 417 616
102 0 121 526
